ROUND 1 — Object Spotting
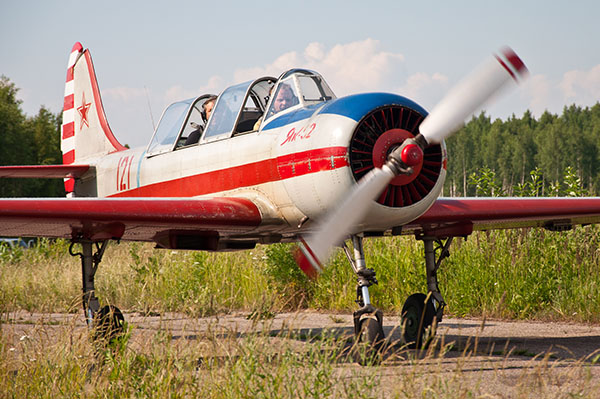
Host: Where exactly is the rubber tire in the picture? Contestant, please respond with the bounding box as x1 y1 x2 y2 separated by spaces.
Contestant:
354 316 385 365
401 293 436 349
93 305 125 344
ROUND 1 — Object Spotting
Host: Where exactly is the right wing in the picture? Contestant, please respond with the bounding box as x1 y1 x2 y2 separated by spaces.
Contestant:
402 197 600 237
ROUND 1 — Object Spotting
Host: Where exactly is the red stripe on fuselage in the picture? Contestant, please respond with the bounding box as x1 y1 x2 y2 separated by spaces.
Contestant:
109 146 349 198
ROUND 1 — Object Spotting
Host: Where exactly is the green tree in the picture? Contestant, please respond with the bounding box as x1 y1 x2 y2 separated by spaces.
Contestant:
0 76 64 197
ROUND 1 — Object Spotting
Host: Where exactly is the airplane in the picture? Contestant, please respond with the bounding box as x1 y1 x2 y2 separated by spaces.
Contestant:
2 42 600 356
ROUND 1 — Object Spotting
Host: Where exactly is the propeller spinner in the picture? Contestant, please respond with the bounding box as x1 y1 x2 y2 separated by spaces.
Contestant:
296 47 528 278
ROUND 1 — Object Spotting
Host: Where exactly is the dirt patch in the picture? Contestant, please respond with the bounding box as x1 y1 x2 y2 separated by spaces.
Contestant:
3 310 600 397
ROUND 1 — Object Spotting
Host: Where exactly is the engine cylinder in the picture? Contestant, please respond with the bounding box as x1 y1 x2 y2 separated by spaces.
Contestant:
349 105 444 208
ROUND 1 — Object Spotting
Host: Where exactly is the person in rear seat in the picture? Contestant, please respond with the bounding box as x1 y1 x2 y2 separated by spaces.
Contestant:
184 95 217 146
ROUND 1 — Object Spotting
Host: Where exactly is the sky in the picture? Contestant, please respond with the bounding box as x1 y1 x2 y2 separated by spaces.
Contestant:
1 0 599 149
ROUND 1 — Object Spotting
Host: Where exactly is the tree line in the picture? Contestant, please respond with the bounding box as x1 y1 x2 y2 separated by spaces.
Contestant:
0 76 63 197
2 75 600 198
444 104 600 197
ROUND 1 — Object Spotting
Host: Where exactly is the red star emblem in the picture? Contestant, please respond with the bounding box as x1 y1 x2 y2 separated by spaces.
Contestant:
77 92 92 130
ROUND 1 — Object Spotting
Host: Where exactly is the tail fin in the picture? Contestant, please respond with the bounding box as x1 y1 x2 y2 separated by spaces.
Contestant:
61 42 126 192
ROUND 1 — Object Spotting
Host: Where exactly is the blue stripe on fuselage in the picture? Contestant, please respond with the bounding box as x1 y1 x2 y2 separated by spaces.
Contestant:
261 93 428 131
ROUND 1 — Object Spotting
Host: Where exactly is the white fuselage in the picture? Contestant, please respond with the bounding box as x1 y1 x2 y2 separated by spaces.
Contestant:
79 109 446 238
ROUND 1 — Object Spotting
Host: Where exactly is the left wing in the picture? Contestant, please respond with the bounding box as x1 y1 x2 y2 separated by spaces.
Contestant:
0 197 261 248
402 197 600 237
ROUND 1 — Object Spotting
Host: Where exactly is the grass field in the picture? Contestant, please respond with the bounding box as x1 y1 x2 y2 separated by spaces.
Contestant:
2 227 600 398
2 312 600 398
1 227 600 321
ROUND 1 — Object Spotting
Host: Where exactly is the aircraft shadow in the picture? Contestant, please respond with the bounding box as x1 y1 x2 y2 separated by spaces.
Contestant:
169 323 600 366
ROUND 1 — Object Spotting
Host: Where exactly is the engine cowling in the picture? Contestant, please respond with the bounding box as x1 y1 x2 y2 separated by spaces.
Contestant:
276 93 446 232
349 104 444 208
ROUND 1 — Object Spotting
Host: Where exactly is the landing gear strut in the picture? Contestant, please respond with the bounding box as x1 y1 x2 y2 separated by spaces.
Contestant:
400 235 452 349
343 235 385 363
69 240 124 343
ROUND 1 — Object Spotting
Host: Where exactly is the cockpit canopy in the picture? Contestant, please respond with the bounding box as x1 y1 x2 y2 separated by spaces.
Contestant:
146 69 336 156
202 77 275 142
263 69 336 123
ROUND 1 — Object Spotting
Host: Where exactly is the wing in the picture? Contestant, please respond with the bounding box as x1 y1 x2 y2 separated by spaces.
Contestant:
0 165 91 179
0 197 261 250
402 197 600 237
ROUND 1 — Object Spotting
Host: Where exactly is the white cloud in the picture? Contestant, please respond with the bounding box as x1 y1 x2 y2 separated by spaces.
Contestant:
163 75 224 105
516 65 600 118
522 74 555 116
233 39 405 96
102 86 147 102
397 72 448 109
559 64 600 102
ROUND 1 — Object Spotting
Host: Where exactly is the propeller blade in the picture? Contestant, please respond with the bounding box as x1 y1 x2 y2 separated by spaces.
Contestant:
296 47 528 277
419 47 528 144
296 165 396 278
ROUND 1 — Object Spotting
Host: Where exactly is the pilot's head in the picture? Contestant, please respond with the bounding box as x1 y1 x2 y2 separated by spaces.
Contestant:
273 84 296 113
203 96 217 122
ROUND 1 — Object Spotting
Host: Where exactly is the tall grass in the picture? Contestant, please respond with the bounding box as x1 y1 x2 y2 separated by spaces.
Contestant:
1 226 600 322
2 317 599 398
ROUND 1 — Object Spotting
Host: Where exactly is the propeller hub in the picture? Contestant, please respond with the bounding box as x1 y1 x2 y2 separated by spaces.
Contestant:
400 143 423 167
372 129 423 186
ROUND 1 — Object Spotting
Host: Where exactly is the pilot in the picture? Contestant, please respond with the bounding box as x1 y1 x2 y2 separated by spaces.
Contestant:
184 95 217 146
253 84 297 130
272 83 297 113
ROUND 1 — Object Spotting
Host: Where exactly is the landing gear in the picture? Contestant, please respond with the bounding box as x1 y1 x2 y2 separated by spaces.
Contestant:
400 236 452 349
69 240 124 343
343 233 454 358
401 293 436 349
344 235 385 363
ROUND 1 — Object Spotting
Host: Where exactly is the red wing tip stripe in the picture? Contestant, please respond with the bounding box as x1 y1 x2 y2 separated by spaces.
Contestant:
72 42 83 53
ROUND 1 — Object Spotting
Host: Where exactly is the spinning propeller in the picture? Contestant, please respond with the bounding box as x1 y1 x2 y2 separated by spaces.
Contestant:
296 47 528 278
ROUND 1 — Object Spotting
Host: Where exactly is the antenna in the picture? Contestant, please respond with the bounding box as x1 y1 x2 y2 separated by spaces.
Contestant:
144 86 156 131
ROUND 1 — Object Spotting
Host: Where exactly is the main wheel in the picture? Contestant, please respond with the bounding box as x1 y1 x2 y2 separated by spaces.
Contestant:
93 305 125 344
353 316 385 365
401 293 436 349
